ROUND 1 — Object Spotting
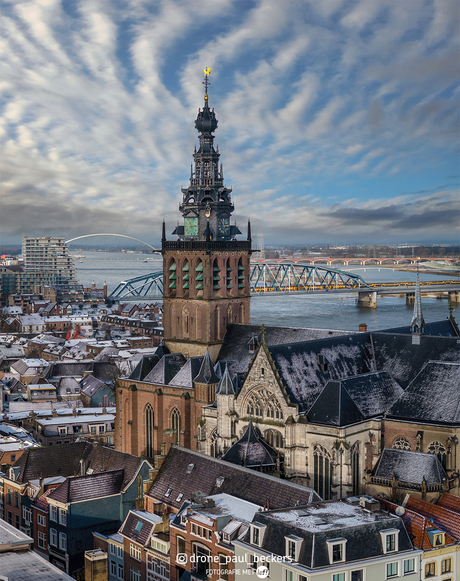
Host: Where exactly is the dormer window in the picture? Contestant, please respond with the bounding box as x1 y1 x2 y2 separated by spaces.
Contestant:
427 528 445 547
251 524 267 547
285 535 303 562
317 354 328 371
380 529 399 554
326 538 346 564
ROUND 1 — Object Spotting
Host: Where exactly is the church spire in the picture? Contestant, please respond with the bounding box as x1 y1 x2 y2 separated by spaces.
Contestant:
411 266 425 343
173 68 241 242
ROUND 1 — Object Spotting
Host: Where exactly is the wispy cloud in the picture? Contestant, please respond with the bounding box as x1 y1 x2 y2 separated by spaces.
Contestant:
0 0 459 246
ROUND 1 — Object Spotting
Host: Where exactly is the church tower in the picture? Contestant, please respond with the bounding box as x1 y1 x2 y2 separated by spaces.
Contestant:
162 70 251 359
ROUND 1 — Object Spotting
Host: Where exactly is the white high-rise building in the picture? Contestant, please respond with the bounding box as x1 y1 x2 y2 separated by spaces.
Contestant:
22 236 77 285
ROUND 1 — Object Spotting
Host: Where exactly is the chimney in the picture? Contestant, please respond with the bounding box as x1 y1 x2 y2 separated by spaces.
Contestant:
359 323 367 332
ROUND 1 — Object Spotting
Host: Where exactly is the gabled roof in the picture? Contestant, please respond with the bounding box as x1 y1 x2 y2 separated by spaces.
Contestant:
387 361 460 424
194 350 219 384
119 509 162 546
128 350 166 381
146 445 320 511
11 442 149 488
372 448 447 486
48 469 125 503
80 375 105 396
221 418 277 467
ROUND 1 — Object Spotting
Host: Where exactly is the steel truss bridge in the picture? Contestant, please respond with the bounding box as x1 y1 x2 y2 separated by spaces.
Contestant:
110 262 370 299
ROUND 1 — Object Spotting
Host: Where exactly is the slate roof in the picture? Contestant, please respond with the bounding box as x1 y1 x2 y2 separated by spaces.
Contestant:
128 349 168 381
382 319 459 337
215 364 237 395
170 356 204 388
371 333 459 389
44 361 117 382
249 500 414 569
307 381 364 426
143 353 187 385
218 323 355 372
48 469 125 503
11 442 147 489
386 361 460 424
307 371 404 425
146 445 320 511
119 509 162 546
372 448 447 485
194 350 219 384
80 374 106 396
221 418 278 467
267 334 375 412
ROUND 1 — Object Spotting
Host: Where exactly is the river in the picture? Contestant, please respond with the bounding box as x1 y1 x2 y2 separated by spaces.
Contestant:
73 251 458 332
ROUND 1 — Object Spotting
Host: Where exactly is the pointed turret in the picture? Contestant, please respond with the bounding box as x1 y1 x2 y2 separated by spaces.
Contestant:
215 364 236 396
194 349 219 384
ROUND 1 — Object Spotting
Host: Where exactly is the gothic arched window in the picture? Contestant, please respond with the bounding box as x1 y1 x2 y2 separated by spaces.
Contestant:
427 441 447 468
393 436 411 450
351 442 360 496
171 408 181 445
210 429 218 458
266 399 283 420
246 394 262 417
265 429 283 449
313 444 332 500
145 404 154 458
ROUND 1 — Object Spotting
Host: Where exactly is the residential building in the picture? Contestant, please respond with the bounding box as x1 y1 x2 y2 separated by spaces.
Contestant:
380 492 460 581
22 236 76 286
234 496 422 581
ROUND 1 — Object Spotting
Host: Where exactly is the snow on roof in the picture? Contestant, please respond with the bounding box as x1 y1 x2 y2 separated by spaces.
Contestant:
37 413 115 426
189 493 260 523
268 500 398 532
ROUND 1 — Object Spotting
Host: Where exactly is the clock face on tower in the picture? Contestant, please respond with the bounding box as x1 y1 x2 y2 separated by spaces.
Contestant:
184 217 198 236
218 217 230 236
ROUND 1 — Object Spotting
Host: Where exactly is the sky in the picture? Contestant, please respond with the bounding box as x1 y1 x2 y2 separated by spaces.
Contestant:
1 0 459 248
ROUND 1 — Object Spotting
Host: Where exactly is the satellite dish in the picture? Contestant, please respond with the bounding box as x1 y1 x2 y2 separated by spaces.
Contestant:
395 506 405 516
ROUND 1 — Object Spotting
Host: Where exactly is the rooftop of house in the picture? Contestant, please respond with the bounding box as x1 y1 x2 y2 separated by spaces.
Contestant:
146 445 320 511
47 469 126 503
9 441 150 487
245 497 415 569
378 497 458 550
180 493 261 525
119 509 163 546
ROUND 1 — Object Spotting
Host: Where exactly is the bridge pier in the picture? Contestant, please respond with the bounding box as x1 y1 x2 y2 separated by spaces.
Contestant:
406 292 415 305
449 291 460 304
357 291 377 308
